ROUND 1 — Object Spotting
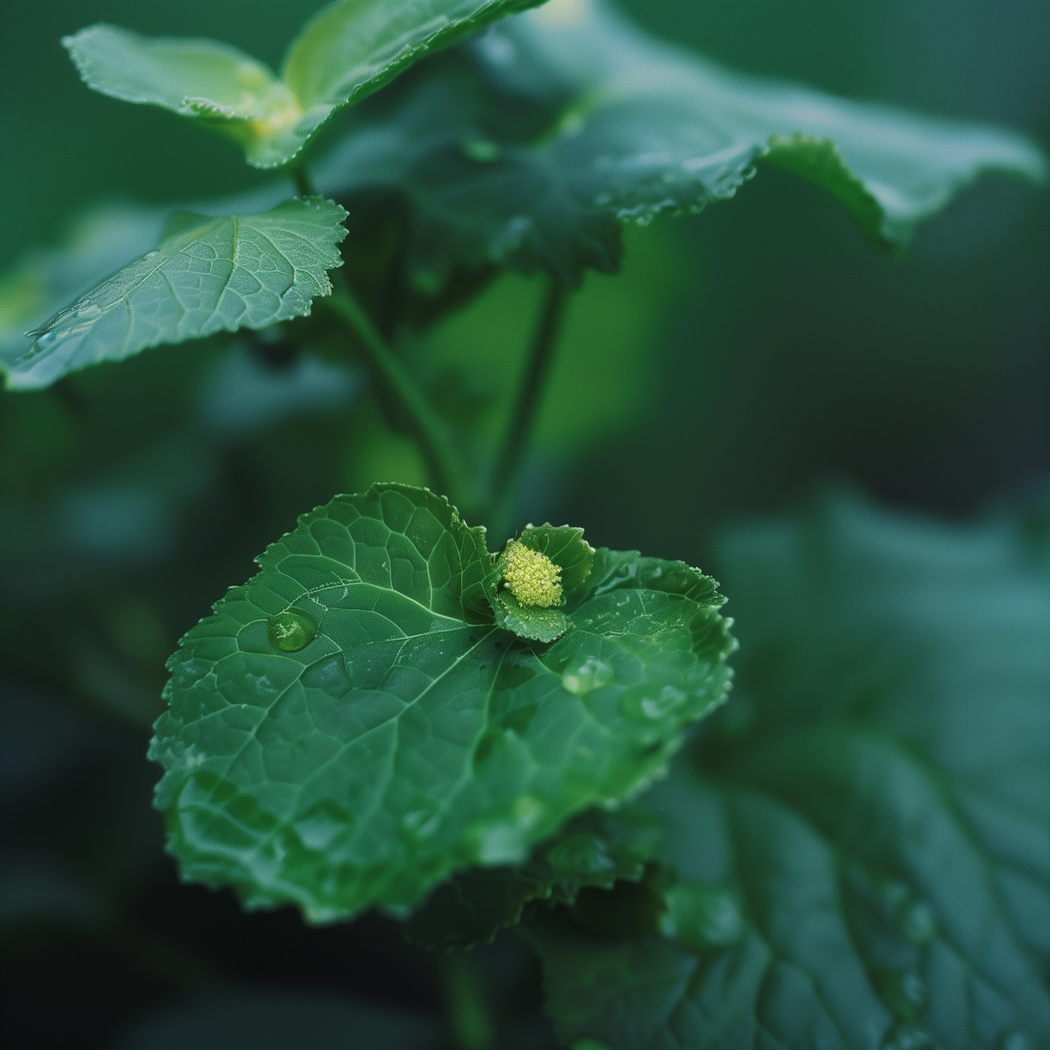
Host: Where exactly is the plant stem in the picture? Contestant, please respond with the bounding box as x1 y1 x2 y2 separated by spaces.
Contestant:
325 277 477 514
441 953 494 1050
489 275 568 534
291 163 316 197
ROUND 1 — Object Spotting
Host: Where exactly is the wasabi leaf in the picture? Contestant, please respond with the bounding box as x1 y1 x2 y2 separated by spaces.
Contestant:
316 0 1046 286
151 485 733 921
528 495 1050 1050
64 0 549 168
2 198 347 390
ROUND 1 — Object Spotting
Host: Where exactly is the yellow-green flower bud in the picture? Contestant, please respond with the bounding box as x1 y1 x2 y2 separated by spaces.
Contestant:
501 540 563 609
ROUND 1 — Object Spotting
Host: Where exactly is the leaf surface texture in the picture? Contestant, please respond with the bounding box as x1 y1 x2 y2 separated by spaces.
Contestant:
152 485 734 920
528 495 1050 1049
3 198 347 390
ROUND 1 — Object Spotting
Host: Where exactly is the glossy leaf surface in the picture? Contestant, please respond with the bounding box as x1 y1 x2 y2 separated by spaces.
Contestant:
151 485 733 921
528 496 1050 1049
65 0 547 168
3 198 347 390
317 0 1046 284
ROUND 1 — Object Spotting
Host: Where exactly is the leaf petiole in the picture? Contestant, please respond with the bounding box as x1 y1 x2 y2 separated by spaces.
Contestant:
324 277 478 516
489 275 568 536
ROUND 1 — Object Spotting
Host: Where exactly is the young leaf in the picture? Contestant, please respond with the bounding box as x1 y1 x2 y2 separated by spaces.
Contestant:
2 198 347 391
151 484 733 921
316 0 1046 287
527 494 1050 1049
64 0 549 169
62 26 302 170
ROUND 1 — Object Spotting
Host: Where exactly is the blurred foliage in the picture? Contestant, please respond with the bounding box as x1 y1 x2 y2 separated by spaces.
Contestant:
1 0 1047 1048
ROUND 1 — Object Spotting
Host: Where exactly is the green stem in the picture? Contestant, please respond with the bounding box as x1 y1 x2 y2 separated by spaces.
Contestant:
325 277 476 514
291 163 316 197
489 275 568 534
441 954 494 1050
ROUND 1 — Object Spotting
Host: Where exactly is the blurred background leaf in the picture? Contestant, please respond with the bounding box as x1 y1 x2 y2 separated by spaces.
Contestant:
1 1 1047 1048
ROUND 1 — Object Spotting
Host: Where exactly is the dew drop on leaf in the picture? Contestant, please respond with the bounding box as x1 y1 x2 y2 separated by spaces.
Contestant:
266 610 318 652
880 1024 935 1050
621 684 688 721
659 883 746 950
898 899 936 945
561 655 614 695
301 654 351 698
461 137 502 162
877 968 929 1021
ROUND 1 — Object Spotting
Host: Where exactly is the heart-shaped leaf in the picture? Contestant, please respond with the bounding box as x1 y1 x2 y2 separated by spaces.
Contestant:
151 484 733 921
2 198 347 390
527 494 1050 1049
64 0 548 169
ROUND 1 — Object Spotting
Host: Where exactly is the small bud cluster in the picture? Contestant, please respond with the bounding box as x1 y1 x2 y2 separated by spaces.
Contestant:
501 541 563 609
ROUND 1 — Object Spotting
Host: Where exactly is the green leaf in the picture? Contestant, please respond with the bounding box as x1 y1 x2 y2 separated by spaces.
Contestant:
65 0 549 169
2 198 347 391
62 25 301 170
151 484 733 921
0 203 167 366
317 0 1046 287
527 494 1050 1049
403 807 662 951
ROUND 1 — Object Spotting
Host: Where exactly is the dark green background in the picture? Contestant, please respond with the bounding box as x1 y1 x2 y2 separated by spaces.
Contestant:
1 2 1047 1047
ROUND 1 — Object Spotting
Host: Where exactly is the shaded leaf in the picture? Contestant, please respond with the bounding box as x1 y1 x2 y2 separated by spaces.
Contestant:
2 198 347 390
317 0 1046 285
527 495 1050 1049
65 0 549 169
403 807 661 951
152 484 733 921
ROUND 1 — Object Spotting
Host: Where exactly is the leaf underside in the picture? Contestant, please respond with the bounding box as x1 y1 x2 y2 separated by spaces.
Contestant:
2 198 347 390
403 805 662 951
151 484 734 921
527 494 1050 1050
315 0 1046 286
63 0 548 169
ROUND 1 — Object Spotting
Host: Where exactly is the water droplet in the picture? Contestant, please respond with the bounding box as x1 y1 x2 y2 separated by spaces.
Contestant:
461 137 502 162
877 969 928 1021
35 331 56 348
562 655 614 695
899 900 936 945
301 654 350 698
546 832 616 876
997 1030 1031 1050
659 883 745 950
468 819 528 864
267 610 317 652
880 1023 935 1050
293 803 347 850
402 809 440 840
621 684 688 721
